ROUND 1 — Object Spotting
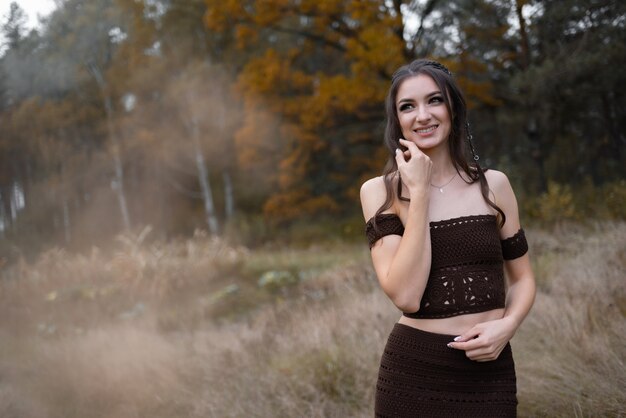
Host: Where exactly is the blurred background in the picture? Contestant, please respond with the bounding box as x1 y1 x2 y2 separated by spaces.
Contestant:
0 1 624 417
0 0 624 256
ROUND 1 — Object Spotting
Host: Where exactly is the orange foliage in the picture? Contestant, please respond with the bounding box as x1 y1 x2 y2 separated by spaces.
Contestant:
234 107 282 168
345 24 405 75
203 0 246 32
205 0 504 220
263 189 340 222
235 24 258 49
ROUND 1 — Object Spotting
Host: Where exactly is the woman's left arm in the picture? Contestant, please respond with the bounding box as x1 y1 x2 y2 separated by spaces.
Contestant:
447 170 536 362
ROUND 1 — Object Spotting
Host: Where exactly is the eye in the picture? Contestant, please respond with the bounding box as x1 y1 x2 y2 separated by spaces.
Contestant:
429 96 444 104
398 103 414 112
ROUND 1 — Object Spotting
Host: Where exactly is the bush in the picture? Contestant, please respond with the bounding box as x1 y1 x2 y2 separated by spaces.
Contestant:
526 180 626 223
603 180 626 219
529 181 578 223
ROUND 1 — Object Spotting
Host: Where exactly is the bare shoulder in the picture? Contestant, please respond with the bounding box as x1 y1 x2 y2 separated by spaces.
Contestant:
484 168 510 190
484 169 515 199
359 175 396 222
484 169 522 233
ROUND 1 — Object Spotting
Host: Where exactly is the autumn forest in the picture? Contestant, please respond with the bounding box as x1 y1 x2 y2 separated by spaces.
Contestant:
0 1 625 416
1 0 624 256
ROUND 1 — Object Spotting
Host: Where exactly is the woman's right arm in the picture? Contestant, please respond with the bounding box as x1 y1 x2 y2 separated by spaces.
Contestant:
359 139 433 313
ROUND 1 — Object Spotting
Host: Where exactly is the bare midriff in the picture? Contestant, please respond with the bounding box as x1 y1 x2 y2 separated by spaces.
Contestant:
398 308 506 336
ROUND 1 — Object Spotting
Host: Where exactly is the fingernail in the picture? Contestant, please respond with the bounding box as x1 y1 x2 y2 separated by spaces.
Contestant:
454 336 461 342
395 148 400 154
447 343 453 348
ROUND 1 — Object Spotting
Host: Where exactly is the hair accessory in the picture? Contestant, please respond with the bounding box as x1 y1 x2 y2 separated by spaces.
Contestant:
465 121 480 161
424 60 452 76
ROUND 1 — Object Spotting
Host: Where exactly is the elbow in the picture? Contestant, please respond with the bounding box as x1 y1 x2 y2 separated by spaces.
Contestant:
378 272 426 314
390 292 421 314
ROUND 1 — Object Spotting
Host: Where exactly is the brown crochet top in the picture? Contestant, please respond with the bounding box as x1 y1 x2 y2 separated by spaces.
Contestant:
365 213 528 319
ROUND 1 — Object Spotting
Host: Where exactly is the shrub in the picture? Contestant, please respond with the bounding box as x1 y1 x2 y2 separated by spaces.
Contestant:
533 181 578 223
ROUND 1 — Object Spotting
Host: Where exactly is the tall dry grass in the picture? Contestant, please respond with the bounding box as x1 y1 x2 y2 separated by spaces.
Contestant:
0 222 624 417
515 223 626 417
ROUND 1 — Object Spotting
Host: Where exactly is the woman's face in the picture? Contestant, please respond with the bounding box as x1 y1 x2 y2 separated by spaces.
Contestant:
395 74 452 153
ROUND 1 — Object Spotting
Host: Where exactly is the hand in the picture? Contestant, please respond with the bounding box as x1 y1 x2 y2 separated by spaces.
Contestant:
395 138 432 195
446 317 517 362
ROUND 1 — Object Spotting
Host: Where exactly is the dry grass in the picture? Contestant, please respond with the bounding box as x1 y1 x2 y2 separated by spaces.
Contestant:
0 222 624 417
515 222 626 417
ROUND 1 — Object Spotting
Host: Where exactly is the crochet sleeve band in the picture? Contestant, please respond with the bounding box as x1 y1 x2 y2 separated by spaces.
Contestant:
500 228 528 260
365 214 404 249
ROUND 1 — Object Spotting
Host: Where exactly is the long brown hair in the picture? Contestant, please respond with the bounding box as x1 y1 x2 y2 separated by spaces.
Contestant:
370 59 505 232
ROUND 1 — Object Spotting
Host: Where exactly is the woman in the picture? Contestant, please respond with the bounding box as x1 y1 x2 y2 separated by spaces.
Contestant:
359 59 536 417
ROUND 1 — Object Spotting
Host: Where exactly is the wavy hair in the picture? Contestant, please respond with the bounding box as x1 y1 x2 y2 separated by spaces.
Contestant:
370 59 505 232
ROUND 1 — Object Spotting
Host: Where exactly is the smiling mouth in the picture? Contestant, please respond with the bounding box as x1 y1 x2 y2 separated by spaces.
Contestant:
414 125 438 134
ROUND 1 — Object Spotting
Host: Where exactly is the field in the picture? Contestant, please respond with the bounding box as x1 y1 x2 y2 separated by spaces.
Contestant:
0 222 624 417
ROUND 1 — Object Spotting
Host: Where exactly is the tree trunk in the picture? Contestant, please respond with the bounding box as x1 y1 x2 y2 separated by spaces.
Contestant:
62 196 71 244
0 185 12 233
190 119 219 235
527 116 547 193
10 180 24 221
223 169 234 220
106 103 132 230
514 0 531 69
516 1 544 191
601 92 624 160
216 101 234 221
87 62 131 230
0 190 6 237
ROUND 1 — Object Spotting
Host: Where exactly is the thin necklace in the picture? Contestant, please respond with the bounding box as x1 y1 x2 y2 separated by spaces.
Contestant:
430 172 457 193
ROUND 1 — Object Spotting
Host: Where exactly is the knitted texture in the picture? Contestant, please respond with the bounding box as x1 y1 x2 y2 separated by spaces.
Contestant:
375 323 518 417
364 213 529 319
501 228 528 260
365 213 405 249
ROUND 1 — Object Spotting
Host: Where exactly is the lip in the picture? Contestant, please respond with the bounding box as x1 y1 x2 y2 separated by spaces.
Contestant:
413 125 439 136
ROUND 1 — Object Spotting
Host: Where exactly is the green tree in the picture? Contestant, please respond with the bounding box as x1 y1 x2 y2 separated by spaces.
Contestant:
509 0 626 191
1 2 27 51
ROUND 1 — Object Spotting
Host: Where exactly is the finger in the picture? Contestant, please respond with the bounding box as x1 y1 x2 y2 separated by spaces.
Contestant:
394 148 405 164
468 352 500 362
464 347 490 358
397 138 416 153
474 357 497 362
398 140 432 167
465 343 504 359
396 139 410 156
398 138 414 151
398 138 425 156
447 337 483 351
453 326 481 343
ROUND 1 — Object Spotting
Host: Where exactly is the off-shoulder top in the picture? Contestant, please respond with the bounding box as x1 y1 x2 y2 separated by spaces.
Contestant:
364 213 528 319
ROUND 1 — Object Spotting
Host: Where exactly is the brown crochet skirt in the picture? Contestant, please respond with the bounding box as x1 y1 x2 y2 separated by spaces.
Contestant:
375 323 517 418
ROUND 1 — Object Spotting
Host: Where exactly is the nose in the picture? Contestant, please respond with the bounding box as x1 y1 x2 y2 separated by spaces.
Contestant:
415 104 431 123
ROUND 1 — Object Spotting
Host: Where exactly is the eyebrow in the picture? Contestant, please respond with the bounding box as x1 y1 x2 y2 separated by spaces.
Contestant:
397 91 442 104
